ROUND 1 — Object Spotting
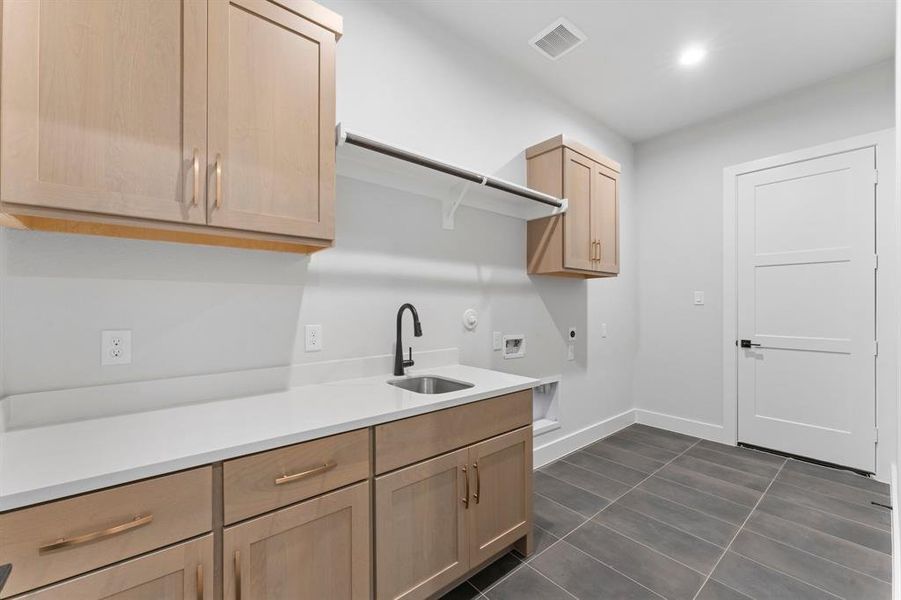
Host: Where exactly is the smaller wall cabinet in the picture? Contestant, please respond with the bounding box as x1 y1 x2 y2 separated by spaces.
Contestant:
0 0 341 254
375 426 532 600
526 135 621 278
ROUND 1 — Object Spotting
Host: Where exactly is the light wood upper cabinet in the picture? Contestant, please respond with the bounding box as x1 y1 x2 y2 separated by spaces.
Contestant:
17 535 213 600
468 427 532 567
0 0 341 254
0 0 207 224
375 449 470 600
207 0 336 239
223 482 370 600
526 135 621 278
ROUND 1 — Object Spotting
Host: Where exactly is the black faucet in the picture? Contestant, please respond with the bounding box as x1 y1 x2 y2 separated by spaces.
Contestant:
394 303 423 376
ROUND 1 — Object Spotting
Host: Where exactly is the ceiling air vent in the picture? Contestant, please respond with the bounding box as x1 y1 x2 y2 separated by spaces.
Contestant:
530 18 586 61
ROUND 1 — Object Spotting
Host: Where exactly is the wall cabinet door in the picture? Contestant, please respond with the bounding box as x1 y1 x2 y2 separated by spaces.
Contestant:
468 427 532 567
375 448 470 600
223 481 370 600
18 535 212 600
593 163 620 274
0 0 207 223
207 0 336 239
562 149 596 271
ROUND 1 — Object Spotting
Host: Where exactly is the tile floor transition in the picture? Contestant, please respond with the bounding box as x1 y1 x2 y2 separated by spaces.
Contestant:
440 423 893 600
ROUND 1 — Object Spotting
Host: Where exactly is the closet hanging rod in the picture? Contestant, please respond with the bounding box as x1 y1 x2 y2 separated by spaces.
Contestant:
336 126 564 209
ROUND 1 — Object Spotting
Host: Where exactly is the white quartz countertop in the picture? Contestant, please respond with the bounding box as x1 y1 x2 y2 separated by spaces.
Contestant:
0 364 538 511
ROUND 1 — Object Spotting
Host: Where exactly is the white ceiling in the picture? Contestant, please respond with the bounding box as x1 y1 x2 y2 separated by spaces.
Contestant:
407 0 895 141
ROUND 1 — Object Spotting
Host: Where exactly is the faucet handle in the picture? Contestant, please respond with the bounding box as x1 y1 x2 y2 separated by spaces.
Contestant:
403 347 415 368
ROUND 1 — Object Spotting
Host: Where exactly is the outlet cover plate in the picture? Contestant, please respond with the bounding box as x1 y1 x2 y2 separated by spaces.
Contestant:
305 324 322 352
101 330 132 365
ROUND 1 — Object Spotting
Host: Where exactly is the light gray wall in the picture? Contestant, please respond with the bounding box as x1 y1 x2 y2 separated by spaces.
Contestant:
1 2 638 457
634 60 894 429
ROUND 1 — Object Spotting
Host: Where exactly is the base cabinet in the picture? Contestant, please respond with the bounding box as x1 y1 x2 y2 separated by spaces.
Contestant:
17 535 213 600
223 481 370 600
375 426 532 600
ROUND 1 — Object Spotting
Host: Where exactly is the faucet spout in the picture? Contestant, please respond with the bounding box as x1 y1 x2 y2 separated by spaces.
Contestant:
394 303 423 376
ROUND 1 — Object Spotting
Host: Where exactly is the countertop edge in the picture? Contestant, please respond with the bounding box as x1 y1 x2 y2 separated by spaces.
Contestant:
0 377 538 512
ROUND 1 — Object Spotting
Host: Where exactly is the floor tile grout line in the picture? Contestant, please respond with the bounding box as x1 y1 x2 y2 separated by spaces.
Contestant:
691 457 788 600
554 455 648 488
671 452 775 485
607 499 730 552
480 436 701 596
688 440 787 469
738 526 892 585
557 454 648 486
536 468 629 505
586 521 712 577
643 473 758 513
631 487 746 529
653 469 761 508
614 427 697 454
522 563 579 600
531 439 705 596
764 483 892 533
777 471 892 504
770 477 893 518
784 459 891 494
747 503 894 559
727 548 844 599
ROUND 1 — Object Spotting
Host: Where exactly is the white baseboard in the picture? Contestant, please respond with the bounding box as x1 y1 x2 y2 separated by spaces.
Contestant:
533 409 635 469
634 409 727 443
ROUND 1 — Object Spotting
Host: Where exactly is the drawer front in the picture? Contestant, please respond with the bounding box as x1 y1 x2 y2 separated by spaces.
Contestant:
375 390 532 474
223 428 370 524
0 467 212 598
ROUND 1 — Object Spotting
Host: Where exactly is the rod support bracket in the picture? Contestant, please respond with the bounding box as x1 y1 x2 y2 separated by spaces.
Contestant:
442 177 486 230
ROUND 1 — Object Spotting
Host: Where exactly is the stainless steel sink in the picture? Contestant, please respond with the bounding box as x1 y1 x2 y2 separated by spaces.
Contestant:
387 375 475 394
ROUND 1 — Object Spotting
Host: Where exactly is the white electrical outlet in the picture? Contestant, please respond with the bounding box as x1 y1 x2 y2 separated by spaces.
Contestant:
694 291 705 305
101 330 132 365
305 324 322 352
601 323 608 338
567 343 575 361
492 331 502 351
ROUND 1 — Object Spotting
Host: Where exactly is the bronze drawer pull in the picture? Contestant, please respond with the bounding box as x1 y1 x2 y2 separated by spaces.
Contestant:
38 514 153 554
461 466 470 508
192 148 200 206
215 154 223 208
473 462 480 504
275 461 337 485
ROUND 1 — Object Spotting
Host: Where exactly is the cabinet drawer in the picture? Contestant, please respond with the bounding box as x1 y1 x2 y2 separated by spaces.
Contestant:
0 467 212 598
223 428 370 524
15 534 213 600
375 390 532 474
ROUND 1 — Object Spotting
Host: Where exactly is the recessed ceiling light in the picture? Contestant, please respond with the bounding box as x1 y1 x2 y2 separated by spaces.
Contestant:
678 44 707 68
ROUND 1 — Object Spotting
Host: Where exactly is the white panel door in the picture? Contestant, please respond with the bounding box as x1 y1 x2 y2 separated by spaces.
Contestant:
737 147 876 472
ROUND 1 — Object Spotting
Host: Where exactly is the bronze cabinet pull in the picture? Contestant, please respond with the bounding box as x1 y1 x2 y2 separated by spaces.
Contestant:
215 154 223 208
473 462 480 504
38 514 153 554
192 148 200 206
461 466 470 508
274 461 337 486
234 550 241 600
196 563 204 600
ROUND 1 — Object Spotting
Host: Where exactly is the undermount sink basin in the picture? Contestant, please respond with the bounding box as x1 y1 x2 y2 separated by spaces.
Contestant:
387 375 475 394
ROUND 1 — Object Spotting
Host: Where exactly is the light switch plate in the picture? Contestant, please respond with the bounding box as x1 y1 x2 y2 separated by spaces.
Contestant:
492 331 502 351
694 291 705 305
305 324 322 352
101 330 132 365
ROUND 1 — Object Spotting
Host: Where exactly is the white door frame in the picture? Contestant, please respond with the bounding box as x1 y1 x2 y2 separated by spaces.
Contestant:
722 129 897 480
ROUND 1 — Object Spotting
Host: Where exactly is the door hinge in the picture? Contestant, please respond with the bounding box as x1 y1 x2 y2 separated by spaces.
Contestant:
874 169 879 185
874 427 879 443
874 254 879 270
873 341 879 356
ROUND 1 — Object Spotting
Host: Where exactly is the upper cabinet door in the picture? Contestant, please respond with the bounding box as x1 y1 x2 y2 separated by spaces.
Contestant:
207 0 336 239
592 164 620 274
0 0 207 223
562 149 595 271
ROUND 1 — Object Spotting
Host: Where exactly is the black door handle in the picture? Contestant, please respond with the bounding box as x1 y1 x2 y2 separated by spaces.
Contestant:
739 339 761 348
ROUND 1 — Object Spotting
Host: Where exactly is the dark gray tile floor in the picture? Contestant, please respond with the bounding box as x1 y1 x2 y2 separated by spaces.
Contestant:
441 423 892 600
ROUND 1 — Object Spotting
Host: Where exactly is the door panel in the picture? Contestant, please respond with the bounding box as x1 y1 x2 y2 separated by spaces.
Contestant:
17 536 212 600
737 147 876 471
1 0 206 223
468 427 532 566
375 449 469 600
223 482 370 600
593 165 619 273
207 0 335 239
562 150 595 271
